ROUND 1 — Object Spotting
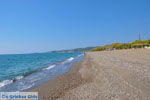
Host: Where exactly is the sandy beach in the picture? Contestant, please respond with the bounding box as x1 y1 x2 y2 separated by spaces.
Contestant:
30 49 150 100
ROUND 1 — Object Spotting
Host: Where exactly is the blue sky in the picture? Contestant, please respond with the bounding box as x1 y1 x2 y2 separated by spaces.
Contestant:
0 0 150 54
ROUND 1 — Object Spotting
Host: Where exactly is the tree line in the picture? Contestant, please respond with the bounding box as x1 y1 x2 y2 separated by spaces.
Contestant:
91 39 150 51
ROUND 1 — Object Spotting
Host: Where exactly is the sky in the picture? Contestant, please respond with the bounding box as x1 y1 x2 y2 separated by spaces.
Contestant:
0 0 150 54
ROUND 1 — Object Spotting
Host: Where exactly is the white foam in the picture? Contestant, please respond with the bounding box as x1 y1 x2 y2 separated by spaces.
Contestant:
0 80 13 88
62 57 75 64
43 65 56 70
20 84 34 91
67 57 74 61
78 54 84 57
15 76 24 80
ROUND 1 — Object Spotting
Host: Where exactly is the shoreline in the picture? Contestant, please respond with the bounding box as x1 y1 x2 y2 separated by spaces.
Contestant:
30 49 150 100
30 54 89 100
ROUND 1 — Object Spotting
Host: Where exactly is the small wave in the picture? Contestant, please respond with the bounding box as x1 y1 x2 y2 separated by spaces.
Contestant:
15 76 24 80
67 57 74 61
20 84 34 91
43 65 56 70
0 80 13 88
77 54 84 57
61 57 75 64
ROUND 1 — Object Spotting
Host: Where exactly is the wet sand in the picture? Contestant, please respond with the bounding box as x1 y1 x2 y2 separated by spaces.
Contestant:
30 49 150 100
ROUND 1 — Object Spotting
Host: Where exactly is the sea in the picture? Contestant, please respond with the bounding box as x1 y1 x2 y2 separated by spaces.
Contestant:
0 52 84 92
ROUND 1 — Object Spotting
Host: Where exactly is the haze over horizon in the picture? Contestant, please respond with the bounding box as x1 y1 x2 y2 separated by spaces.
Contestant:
0 0 150 54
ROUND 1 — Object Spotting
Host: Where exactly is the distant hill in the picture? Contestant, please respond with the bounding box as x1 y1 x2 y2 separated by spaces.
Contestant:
48 47 97 53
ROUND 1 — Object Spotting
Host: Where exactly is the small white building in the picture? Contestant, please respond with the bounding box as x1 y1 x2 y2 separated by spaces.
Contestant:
144 45 150 49
106 47 114 51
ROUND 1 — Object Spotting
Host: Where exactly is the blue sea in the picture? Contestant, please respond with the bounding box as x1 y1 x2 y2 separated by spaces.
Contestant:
0 52 84 92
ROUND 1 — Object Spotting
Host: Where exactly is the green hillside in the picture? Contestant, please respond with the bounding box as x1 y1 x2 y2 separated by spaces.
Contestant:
91 39 150 51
